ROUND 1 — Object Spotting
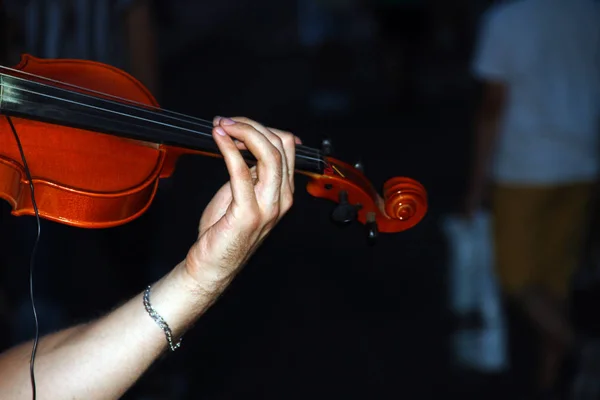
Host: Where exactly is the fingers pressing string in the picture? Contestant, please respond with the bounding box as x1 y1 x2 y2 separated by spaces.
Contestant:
212 124 257 207
231 117 289 187
215 118 283 209
214 116 302 147
228 117 297 191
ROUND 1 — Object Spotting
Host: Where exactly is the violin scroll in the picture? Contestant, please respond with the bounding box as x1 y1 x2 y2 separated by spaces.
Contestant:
383 177 427 225
303 157 427 238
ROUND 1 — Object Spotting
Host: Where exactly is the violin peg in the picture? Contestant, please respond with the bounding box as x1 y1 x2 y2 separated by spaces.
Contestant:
354 161 364 173
365 212 378 245
321 138 333 156
331 190 360 225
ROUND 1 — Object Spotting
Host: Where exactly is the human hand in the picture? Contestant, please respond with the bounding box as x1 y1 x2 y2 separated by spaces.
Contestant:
183 116 301 288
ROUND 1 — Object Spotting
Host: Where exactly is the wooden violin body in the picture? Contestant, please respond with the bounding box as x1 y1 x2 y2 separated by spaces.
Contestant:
0 55 428 235
0 55 178 227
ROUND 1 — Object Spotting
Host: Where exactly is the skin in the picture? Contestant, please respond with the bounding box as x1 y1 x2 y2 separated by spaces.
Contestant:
0 116 301 400
467 81 574 397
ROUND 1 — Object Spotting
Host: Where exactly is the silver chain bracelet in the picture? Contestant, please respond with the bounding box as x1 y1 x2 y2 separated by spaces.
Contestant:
143 285 182 352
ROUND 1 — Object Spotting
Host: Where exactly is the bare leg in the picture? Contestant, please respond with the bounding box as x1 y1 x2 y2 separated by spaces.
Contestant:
519 287 574 396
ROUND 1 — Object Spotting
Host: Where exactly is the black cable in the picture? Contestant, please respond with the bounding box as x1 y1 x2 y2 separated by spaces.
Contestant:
6 115 41 400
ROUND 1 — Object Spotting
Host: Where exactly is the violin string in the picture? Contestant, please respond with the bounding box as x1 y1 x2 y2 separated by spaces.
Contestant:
0 69 323 158
1 83 327 167
0 81 324 163
5 115 41 400
0 66 216 126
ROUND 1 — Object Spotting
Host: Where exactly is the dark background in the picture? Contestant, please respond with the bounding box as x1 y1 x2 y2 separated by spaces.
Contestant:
0 0 597 398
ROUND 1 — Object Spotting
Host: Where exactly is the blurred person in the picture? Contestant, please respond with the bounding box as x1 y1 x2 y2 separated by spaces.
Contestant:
0 4 9 64
297 0 375 49
298 0 377 113
0 117 301 399
466 0 600 398
369 0 428 106
2 0 158 95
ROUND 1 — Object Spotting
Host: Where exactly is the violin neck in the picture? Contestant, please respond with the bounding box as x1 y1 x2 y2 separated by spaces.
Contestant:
0 73 325 174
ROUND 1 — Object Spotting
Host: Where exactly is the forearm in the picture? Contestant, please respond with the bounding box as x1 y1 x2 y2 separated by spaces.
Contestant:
0 262 225 400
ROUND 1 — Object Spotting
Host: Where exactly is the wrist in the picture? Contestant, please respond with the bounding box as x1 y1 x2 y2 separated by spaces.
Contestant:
181 254 236 295
145 262 226 339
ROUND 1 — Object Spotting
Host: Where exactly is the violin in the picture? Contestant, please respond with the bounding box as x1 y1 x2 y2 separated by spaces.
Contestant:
0 55 427 240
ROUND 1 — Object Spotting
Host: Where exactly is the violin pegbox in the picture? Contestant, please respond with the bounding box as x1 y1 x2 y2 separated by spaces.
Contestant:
305 156 428 244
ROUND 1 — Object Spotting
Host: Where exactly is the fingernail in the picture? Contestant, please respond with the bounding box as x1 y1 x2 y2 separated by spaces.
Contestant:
221 118 236 125
215 127 227 136
214 116 222 124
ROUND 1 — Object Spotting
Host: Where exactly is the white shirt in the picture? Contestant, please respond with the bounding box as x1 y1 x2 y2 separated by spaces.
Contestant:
472 0 600 185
